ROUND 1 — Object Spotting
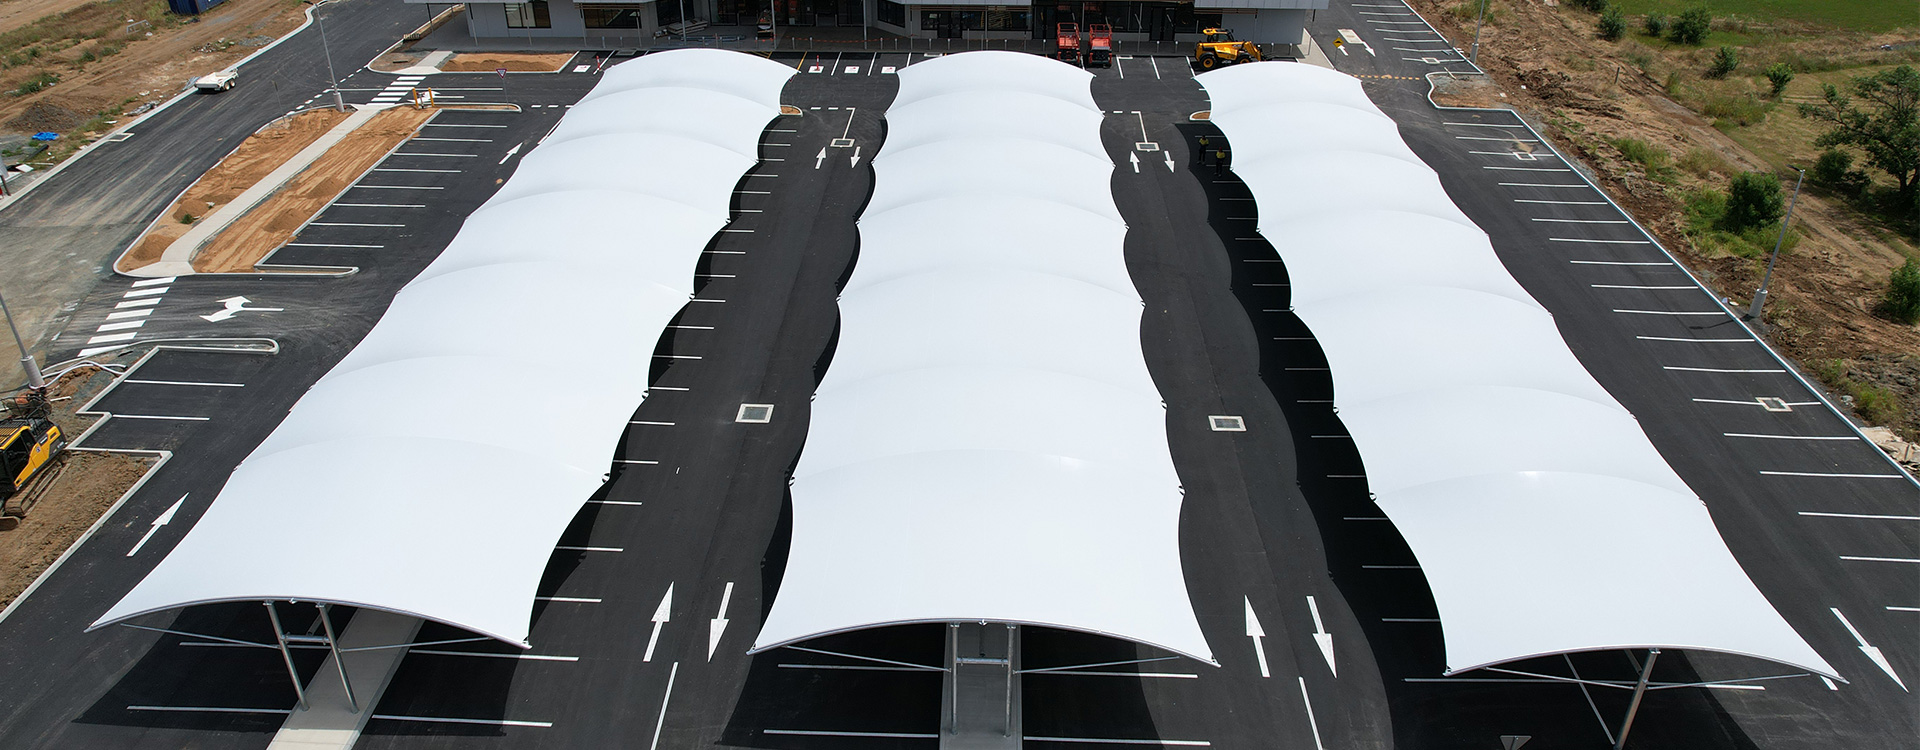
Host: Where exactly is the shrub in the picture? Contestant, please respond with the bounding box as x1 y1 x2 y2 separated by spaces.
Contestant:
1764 62 1795 97
1678 147 1729 177
1611 137 1672 177
1883 258 1920 324
1670 7 1711 45
1721 171 1784 231
1572 0 1608 12
1813 148 1854 185
1598 8 1626 41
1707 46 1739 78
1644 13 1667 37
8 72 58 97
178 212 196 224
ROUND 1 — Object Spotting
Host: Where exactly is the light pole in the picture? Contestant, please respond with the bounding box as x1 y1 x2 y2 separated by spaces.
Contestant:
0 291 46 391
304 0 346 111
1469 0 1487 65
1746 167 1805 324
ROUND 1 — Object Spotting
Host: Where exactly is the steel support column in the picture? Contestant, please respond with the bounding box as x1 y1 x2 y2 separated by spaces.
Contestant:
263 602 309 710
1614 648 1660 750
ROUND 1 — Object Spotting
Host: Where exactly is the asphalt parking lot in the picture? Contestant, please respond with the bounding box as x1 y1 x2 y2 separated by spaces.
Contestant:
0 12 1912 749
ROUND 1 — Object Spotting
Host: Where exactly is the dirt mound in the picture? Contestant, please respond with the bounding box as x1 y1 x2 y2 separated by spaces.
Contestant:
3 98 87 132
442 52 575 73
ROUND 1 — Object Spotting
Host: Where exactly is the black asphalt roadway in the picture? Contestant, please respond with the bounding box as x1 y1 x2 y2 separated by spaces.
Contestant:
0 9 1912 750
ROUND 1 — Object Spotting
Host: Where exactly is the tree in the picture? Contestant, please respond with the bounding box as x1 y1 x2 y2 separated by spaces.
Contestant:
1882 258 1920 324
1598 8 1625 40
1669 7 1711 45
1722 171 1784 231
1644 13 1668 37
1765 62 1795 97
1798 65 1920 199
1707 46 1739 78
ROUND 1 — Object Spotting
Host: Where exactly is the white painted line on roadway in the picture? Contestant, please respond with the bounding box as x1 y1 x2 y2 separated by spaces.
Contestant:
1664 365 1785 373
650 386 691 391
767 730 942 739
1471 150 1561 158
1761 471 1906 478
1571 260 1668 265
1841 556 1920 563
106 309 153 321
412 137 493 142
422 123 508 128
86 332 138 344
310 222 405 227
1725 432 1858 441
630 420 675 425
1444 121 1526 127
1693 398 1819 406
95 320 146 332
652 354 701 360
1890 606 1920 612
668 324 716 329
116 298 160 309
1637 336 1748 344
1501 182 1591 188
1486 166 1571 171
371 168 458 173
1298 677 1327 750
1552 237 1651 244
1026 738 1211 747
1519 199 1607 205
123 287 169 298
1458 136 1540 142
412 649 579 662
124 379 244 387
689 298 726 303
1615 309 1723 315
650 662 679 750
589 499 645 506
1538 217 1629 223
555 545 623 552
537 596 604 602
110 413 211 422
130 276 175 287
333 203 423 208
705 250 745 255
721 228 754 233
1799 512 1920 521
352 184 445 189
1601 285 1695 290
287 243 385 249
372 715 552 728
129 705 290 715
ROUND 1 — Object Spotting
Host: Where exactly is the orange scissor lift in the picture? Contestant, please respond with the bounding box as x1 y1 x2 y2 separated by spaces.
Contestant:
1055 22 1080 64
1086 23 1113 67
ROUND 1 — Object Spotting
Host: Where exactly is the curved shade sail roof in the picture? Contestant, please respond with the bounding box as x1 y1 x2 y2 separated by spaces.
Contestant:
92 49 795 646
752 52 1214 664
1199 62 1836 678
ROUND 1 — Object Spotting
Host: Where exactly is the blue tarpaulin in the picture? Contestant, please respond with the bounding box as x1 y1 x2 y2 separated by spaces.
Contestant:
30 132 58 141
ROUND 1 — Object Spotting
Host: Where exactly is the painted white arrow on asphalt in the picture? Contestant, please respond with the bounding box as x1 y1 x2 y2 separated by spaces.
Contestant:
815 147 827 169
499 142 522 165
1833 607 1905 690
1307 595 1337 677
1163 152 1175 172
1245 597 1270 678
644 583 673 662
850 146 862 168
200 296 283 322
1128 152 1140 174
707 581 734 661
126 494 185 557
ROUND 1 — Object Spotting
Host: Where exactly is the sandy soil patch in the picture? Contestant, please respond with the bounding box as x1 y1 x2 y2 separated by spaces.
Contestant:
193 106 435 273
442 52 575 73
0 369 153 611
117 107 352 272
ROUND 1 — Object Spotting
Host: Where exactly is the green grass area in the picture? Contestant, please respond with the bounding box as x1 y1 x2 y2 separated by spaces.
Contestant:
1605 0 1918 33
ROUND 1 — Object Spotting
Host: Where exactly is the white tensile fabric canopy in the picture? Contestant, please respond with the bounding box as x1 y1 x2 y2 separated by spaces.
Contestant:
751 52 1215 664
91 49 795 646
1198 62 1836 678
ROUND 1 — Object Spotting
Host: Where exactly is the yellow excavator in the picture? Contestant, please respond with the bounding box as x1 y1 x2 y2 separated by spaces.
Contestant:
0 390 66 531
1194 28 1265 70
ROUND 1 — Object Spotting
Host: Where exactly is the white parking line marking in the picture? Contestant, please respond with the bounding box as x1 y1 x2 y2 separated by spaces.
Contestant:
1726 432 1857 440
554 545 623 552
333 203 424 208
1458 135 1540 142
1841 556 1920 563
1444 121 1527 128
130 277 175 287
630 420 675 426
412 137 493 142
1890 606 1920 612
1799 512 1920 521
1518 199 1607 205
1501 182 1592 188
110 414 211 421
287 243 385 248
536 596 603 602
1571 260 1668 265
129 705 290 715
1761 471 1906 479
1486 166 1572 171
423 123 508 128
114 298 160 309
1597 285 1695 290
124 379 245 387
1614 309 1723 315
1539 217 1630 223
1297 678 1326 750
1552 237 1651 244
412 650 579 662
123 287 169 298
309 222 405 227
1636 335 1748 343
106 310 154 321
86 332 138 344
371 715 552 728
352 184 444 190
372 168 459 173
1693 398 1819 406
650 662 679 750
1665 366 1785 373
